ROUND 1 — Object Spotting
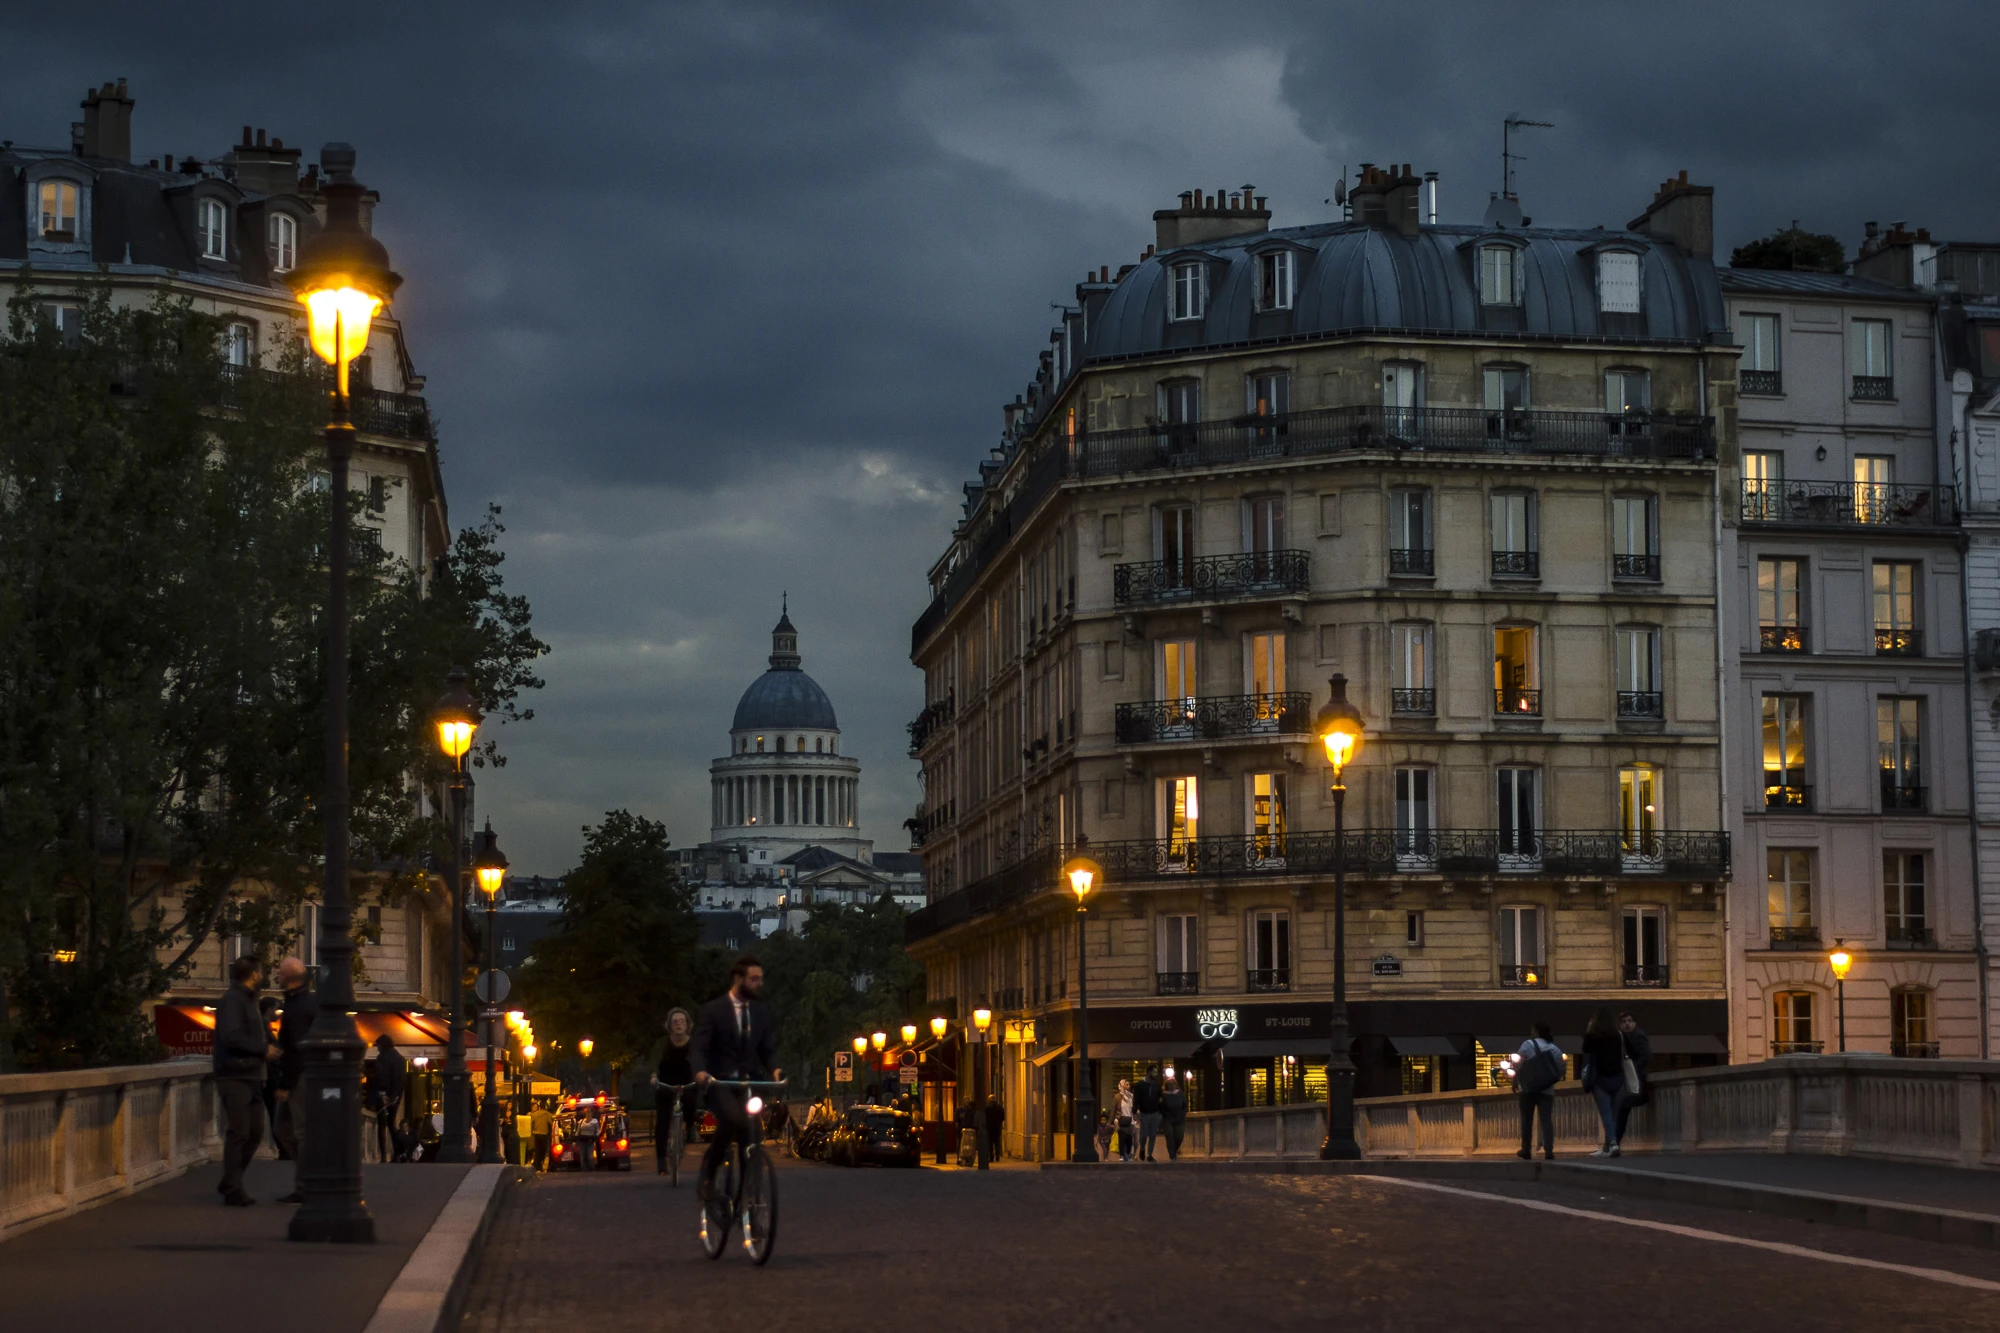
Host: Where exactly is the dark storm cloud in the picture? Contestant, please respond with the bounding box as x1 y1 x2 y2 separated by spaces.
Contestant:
6 2 1996 873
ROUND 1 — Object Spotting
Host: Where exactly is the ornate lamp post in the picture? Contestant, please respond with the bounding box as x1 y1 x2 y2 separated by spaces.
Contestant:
1314 674 1364 1161
929 1016 950 1163
286 143 401 1245
1061 849 1103 1163
473 821 509 1164
431 669 480 1162
970 1008 993 1169
1828 941 1854 1053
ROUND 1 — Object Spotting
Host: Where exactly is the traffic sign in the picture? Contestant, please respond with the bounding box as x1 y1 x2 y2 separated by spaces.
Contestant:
897 1050 918 1086
833 1050 854 1083
474 969 510 1003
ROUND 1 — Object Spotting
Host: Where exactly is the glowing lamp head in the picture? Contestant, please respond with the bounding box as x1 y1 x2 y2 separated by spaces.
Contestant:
1061 851 1103 904
432 667 480 763
871 1031 887 1051
287 144 400 383
901 1024 917 1045
1828 943 1854 981
521 1044 536 1062
972 1008 992 1033
853 1036 869 1055
472 821 510 899
929 1016 948 1040
1314 674 1365 772
506 1010 525 1029
578 1038 594 1059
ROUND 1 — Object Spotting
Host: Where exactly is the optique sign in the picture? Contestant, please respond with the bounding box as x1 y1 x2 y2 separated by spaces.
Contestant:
1196 1007 1239 1040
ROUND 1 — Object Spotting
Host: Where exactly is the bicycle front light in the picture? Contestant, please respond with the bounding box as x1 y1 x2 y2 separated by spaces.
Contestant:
745 1096 764 1116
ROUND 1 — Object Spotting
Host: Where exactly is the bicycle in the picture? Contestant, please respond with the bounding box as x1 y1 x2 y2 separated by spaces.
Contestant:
652 1081 693 1187
696 1078 784 1265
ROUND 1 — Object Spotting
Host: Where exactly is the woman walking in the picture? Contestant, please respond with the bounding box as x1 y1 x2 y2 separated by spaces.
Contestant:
1581 1006 1630 1157
1113 1078 1136 1161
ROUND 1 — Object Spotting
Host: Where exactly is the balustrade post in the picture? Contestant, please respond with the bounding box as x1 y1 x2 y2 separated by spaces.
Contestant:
115 1081 131 1184
1463 1102 1477 1157
1959 1074 1983 1168
1678 1078 1698 1154
1407 1105 1420 1158
55 1088 74 1203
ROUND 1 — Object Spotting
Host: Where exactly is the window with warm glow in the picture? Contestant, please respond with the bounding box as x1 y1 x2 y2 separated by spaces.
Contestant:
39 179 79 237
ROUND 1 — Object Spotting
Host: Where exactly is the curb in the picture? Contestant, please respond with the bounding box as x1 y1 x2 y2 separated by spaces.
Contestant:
362 1165 519 1333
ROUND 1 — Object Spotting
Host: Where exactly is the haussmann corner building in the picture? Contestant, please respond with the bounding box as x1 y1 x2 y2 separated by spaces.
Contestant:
906 167 1740 1160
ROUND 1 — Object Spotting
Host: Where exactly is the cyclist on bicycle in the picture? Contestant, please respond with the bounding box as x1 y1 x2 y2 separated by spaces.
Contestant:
652 1007 698 1176
691 956 781 1202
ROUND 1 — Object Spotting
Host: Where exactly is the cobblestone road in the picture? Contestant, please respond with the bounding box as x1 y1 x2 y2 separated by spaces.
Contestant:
460 1159 2000 1332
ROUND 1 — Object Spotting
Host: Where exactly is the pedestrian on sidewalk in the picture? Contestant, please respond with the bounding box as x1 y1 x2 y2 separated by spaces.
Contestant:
214 955 278 1206
530 1100 554 1172
1582 1006 1630 1157
1159 1071 1188 1161
577 1105 602 1171
369 1034 406 1164
1113 1078 1136 1161
273 956 318 1204
1513 1022 1565 1161
1614 1012 1653 1145
985 1094 1004 1161
1134 1066 1164 1161
1093 1106 1113 1160
258 996 282 1157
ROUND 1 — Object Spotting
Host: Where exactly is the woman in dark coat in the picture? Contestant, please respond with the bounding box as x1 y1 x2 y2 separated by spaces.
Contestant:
1581 1006 1629 1157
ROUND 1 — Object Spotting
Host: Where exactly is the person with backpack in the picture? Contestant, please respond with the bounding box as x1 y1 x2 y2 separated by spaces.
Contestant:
1582 1006 1634 1156
1513 1021 1565 1160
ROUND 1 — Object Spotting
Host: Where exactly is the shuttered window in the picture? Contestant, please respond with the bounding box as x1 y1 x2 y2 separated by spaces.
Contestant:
1598 250 1641 313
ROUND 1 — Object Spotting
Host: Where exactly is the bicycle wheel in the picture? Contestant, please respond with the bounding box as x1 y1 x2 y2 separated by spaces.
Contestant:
740 1147 778 1266
699 1143 739 1261
668 1113 685 1188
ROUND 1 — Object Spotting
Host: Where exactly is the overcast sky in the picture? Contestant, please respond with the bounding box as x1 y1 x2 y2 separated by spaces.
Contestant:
7 2 1997 875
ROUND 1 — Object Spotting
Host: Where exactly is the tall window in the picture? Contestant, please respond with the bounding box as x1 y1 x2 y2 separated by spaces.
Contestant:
1389 488 1432 576
1247 909 1290 989
267 212 297 272
1771 990 1816 1054
1873 562 1919 655
1597 250 1642 313
1743 449 1784 521
1158 381 1200 453
1382 361 1424 438
1493 626 1537 714
1767 850 1815 944
1248 773 1287 860
1256 249 1295 311
1478 245 1520 306
196 198 228 259
1618 766 1661 857
1612 495 1659 580
1244 495 1285 570
39 180 79 237
1245 371 1288 450
1496 768 1538 858
1850 318 1893 396
1157 915 1198 993
1616 627 1661 719
1761 695 1809 808
1155 503 1194 587
1605 368 1651 421
1246 632 1285 697
1171 261 1207 321
1883 852 1928 945
1891 989 1934 1058
1483 365 1530 411
1740 313 1781 393
1159 776 1199 862
223 321 255 368
1159 639 1196 705
1498 905 1543 984
1757 558 1806 652
1395 766 1434 864
1622 907 1666 986
1491 491 1537 578
1391 622 1433 714
1878 698 1923 810
1853 454 1895 523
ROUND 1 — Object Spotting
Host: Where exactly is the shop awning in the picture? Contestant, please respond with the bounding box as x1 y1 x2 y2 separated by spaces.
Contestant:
1088 1041 1197 1060
1648 1035 1729 1055
1388 1035 1464 1057
1220 1039 1327 1058
1029 1044 1072 1067
1477 1035 1530 1056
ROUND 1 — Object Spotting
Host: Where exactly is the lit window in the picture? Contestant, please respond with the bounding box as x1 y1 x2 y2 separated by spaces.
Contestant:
268 212 297 272
1256 250 1294 311
1771 990 1815 1054
1170 261 1207 322
1498 905 1542 982
197 198 228 260
1597 250 1641 313
1762 696 1809 808
1478 245 1520 306
39 180 80 238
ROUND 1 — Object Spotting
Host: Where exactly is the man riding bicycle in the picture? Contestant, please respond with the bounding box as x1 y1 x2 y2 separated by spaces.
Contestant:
690 956 782 1202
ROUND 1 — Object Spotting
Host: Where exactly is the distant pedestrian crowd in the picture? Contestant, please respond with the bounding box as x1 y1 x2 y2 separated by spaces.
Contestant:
1515 1007 1651 1160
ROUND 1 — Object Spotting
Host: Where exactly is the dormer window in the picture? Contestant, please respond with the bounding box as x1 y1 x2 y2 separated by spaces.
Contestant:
1256 250 1295 311
268 213 297 272
40 181 79 239
197 198 227 260
1478 244 1521 306
1170 261 1207 322
1598 250 1642 314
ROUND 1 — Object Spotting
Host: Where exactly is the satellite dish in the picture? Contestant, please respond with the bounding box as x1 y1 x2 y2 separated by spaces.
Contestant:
1333 178 1347 205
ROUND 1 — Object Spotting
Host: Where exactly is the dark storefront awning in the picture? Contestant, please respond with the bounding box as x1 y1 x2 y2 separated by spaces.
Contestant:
1478 1035 1530 1056
1030 1044 1072 1067
1388 1035 1465 1057
1089 1041 1199 1060
1221 1039 1328 1059
1648 1035 1729 1055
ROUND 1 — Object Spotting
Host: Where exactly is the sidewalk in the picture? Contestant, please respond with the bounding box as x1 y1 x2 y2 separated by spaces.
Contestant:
1597 1152 2000 1215
0 1158 471 1333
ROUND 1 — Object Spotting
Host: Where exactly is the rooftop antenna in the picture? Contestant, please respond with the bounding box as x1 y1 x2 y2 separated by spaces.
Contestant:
1502 115 1554 202
1332 166 1350 220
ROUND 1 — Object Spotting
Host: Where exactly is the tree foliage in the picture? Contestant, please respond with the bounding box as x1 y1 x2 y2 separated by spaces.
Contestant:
1729 225 1847 273
756 896 924 1097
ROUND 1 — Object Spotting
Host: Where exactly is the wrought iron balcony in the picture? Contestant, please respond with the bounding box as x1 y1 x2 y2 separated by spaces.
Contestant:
1852 375 1895 402
1491 550 1539 579
1759 624 1808 654
1495 686 1541 716
1764 784 1812 811
1874 629 1923 657
904 801 955 847
1740 369 1782 395
1885 924 1936 949
1498 965 1547 988
1622 963 1671 988
1771 1040 1824 1055
1768 925 1821 950
1741 480 1957 529
1156 971 1200 996
1617 691 1664 720
1613 553 1661 580
1891 1041 1941 1059
1391 688 1435 716
1880 779 1926 812
1389 547 1434 576
907 695 955 753
1115 692 1311 744
1085 829 1731 883
1246 968 1291 993
1113 550 1310 606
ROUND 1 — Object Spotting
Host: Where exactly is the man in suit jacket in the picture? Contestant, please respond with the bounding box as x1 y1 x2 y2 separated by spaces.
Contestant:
691 956 782 1196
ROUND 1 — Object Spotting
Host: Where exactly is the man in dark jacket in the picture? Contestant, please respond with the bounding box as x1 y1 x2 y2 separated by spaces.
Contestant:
1133 1067 1165 1161
1158 1072 1188 1160
1614 1011 1654 1144
274 956 319 1203
369 1035 407 1163
690 956 781 1199
213 955 278 1205
985 1094 1005 1161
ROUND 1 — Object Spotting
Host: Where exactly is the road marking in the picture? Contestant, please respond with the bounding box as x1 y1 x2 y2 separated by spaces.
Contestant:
1364 1175 2000 1294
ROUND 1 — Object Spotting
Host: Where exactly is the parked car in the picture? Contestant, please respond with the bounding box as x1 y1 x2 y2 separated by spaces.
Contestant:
829 1104 921 1168
551 1094 632 1171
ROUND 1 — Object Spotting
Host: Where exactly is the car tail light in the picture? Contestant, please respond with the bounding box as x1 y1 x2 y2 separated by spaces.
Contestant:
617 1139 628 1149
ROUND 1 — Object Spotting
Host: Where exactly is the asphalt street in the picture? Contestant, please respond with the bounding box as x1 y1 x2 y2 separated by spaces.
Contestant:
459 1156 2000 1332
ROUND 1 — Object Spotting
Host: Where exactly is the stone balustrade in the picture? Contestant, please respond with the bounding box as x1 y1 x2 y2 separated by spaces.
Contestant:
1 1059 220 1240
1177 1055 2000 1168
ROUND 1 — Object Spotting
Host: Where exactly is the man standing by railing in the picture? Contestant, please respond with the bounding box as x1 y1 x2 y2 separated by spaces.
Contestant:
214 955 280 1206
273 957 318 1204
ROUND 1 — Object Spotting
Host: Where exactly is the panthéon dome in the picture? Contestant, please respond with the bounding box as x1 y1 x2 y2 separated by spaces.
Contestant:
731 607 839 732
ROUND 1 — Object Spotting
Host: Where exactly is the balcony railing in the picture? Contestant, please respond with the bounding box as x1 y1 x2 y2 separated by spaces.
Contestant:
1491 550 1539 579
1885 924 1936 949
1498 965 1547 988
1617 691 1664 720
903 845 1059 944
1771 1040 1824 1055
1246 968 1291 993
1852 375 1895 402
907 695 955 753
904 801 955 847
1389 547 1434 576
1115 692 1312 745
1891 1041 1942 1059
1880 779 1926 812
1495 687 1541 716
1740 369 1782 395
1113 550 1310 606
1085 829 1732 883
1391 688 1435 716
1741 480 1957 529
1765 784 1812 811
1768 925 1820 949
1622 963 1671 988
1613 553 1661 580
1874 629 1923 657
1759 624 1808 653
1156 972 1200 996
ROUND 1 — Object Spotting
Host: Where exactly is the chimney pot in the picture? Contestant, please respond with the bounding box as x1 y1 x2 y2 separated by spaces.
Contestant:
1100 265 1109 282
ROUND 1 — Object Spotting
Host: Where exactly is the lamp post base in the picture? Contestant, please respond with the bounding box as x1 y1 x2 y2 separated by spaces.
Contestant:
1319 1026 1361 1160
1071 1095 1099 1163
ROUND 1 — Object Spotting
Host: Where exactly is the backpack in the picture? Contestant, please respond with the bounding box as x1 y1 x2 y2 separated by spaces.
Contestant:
1515 1042 1565 1097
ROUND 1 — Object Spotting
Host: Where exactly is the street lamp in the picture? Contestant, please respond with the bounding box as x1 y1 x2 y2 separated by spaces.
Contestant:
1314 673 1364 1161
871 1031 887 1053
929 1016 948 1041
970 1008 994 1169
1828 941 1854 1053
286 143 401 1245
472 821 509 1164
1060 849 1102 1163
580 1037 595 1060
431 667 480 1163
901 1023 918 1046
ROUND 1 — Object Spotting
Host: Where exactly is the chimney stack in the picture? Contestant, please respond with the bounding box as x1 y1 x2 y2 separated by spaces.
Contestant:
80 79 134 163
1348 163 1430 236
1152 181 1272 250
1627 169 1713 258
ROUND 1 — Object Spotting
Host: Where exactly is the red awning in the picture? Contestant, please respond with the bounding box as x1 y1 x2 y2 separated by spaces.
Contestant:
152 1004 448 1060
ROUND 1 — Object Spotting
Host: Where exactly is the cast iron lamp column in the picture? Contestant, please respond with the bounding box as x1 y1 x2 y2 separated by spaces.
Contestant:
970 1009 992 1169
286 144 402 1244
473 822 510 1164
928 1016 950 1163
432 669 480 1162
1315 675 1364 1161
1061 849 1102 1163
1829 941 1853 1053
